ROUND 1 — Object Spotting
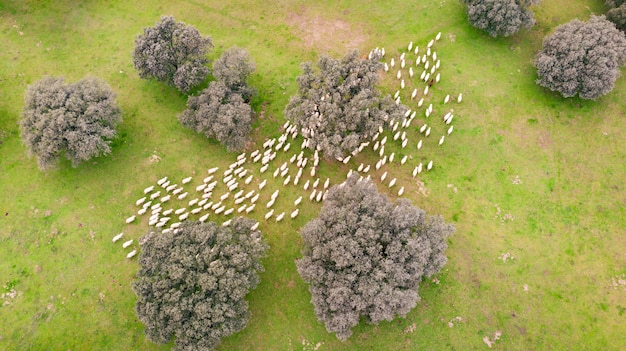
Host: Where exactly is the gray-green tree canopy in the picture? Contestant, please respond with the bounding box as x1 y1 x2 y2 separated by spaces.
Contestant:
284 50 407 160
461 0 540 37
213 46 256 102
133 16 213 93
178 80 253 152
535 15 626 100
20 76 122 170
133 218 268 351
296 175 454 340
606 0 626 32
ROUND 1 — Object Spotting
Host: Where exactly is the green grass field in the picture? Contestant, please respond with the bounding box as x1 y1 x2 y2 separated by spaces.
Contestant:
1 0 625 350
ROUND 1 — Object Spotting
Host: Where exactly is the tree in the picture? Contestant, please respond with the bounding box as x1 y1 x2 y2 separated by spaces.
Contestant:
178 81 253 152
133 16 213 93
20 76 122 170
133 218 268 351
535 15 626 100
296 175 454 340
606 0 626 32
461 0 540 37
213 46 256 102
284 50 407 160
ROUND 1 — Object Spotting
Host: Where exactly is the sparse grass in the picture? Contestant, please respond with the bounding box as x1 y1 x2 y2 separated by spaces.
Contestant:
1 0 625 350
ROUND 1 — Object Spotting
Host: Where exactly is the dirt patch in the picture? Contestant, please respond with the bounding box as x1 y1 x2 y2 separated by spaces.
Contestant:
286 10 367 53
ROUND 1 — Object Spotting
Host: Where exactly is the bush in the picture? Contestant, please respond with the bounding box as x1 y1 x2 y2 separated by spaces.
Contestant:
133 16 213 93
20 76 122 170
606 1 626 32
213 46 256 101
461 0 540 37
296 175 454 340
179 81 253 152
285 51 406 160
133 219 268 351
535 15 626 100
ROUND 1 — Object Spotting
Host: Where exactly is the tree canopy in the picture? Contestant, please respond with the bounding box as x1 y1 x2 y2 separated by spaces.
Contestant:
296 175 454 340
133 16 213 93
213 46 256 101
284 50 407 160
461 0 540 37
179 80 253 152
19 76 122 170
535 15 626 100
133 218 268 351
606 0 626 32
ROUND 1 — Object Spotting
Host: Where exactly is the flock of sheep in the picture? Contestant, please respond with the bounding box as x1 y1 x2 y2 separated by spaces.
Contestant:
114 32 463 259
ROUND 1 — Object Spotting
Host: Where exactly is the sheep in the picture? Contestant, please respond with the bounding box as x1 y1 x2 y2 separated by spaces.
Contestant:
215 206 226 214
170 222 181 229
310 166 317 178
228 183 238 192
393 131 401 141
175 208 186 215
179 212 189 221
389 152 395 163
323 178 330 189
150 191 161 200
202 192 212 200
418 98 424 107
224 208 234 216
149 218 159 226
425 127 431 137
417 139 423 150
280 168 289 177
294 196 303 206
415 56 421 66
157 177 168 186
411 88 418 100
142 201 152 209
435 72 440 83
282 176 291 186
182 177 192 184
127 250 137 259
375 160 382 170
309 189 317 201
383 62 389 72
390 57 395 67
291 209 299 219
401 131 407 140
400 79 405 89
409 66 414 78
260 164 269 173
208 167 219 175
188 198 199 207
195 183 207 192
275 212 285 222
143 185 155 194
342 155 351 164
447 125 454 135
222 219 232 227
271 190 280 200
161 180 171 189
251 194 260 203
238 204 247 213
427 160 433 171
246 204 256 213
266 199 275 208
163 209 174 216
251 222 260 231
122 239 133 249
401 155 408 164
151 203 161 210
398 186 405 196
259 179 267 190
211 202 222 210
112 232 124 242
235 197 245 205
313 178 320 188
389 178 397 187
191 207 202 215
172 188 183 195
265 209 274 220
457 93 463 103
408 41 413 51
138 207 147 215
316 190 323 202
165 184 177 193
381 171 388 181
303 180 310 191
363 165 371 172
379 146 385 157
126 215 136 224
423 85 429 96
293 176 300 186
420 70 426 80
234 190 244 199
198 213 209 222
177 192 188 200
136 197 147 206
253 154 262 163
446 116 453 125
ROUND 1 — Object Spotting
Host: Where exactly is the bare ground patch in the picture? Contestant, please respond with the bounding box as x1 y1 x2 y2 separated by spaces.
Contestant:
286 10 367 53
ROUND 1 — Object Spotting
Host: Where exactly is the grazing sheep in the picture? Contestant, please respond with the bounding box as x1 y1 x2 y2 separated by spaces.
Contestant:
251 194 260 204
291 209 299 219
191 207 202 214
323 178 330 189
310 167 316 177
179 212 189 221
177 192 188 200
436 32 442 41
150 191 161 200
398 186 405 196
127 250 137 259
390 57 395 68
275 212 285 222
315 191 323 202
447 125 454 135
222 219 232 227
401 155 408 164
196 183 207 192
259 179 267 190
143 185 154 194
202 192 212 199
138 207 147 215
457 93 463 103
151 203 161 210
425 127 431 137
162 209 174 216
446 116 453 125
393 131 400 141
208 167 219 174
224 208 234 216
309 189 317 201
384 62 389 72
417 139 423 150
166 184 177 192
423 85 429 96
126 215 136 224
149 218 159 226
142 201 152 209
182 177 192 184
199 213 209 222
235 197 245 205
246 204 256 213
418 98 424 107
136 197 147 206
439 135 445 146
215 206 225 214
411 88 417 99
161 181 171 189
122 239 133 249
400 79 405 89
375 160 382 170
158 177 168 186
260 164 269 173
175 208 186 215
170 222 181 229
271 190 279 200
283 176 291 186
172 188 183 195
188 198 199 207
211 202 222 210
389 153 395 163
408 41 413 51
363 165 371 173
427 160 433 171
266 199 275 208
381 171 388 182
112 232 124 242
265 209 274 220
409 67 414 78
435 72 440 83
228 183 238 192
389 178 397 187
238 204 247 213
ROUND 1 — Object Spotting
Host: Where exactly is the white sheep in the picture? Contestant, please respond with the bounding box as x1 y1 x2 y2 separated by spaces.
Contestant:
172 188 183 195
439 135 445 146
400 79 405 89
122 239 133 249
266 199 275 208
222 219 232 227
457 93 463 103
251 194 260 204
423 85 429 96
238 204 247 213
136 197 147 206
310 167 316 177
363 165 371 172
291 209 299 219
182 177 192 184
425 127 431 137
160 195 171 203
196 183 207 192
151 203 161 210
436 32 442 41
199 213 209 222
389 153 395 163
161 180 171 189
208 167 219 174
401 155 408 164
142 201 152 209
188 198 199 207
234 197 245 205
313 178 320 188
126 250 137 259
224 208 234 216
409 67 414 78
309 189 317 201
179 212 189 221
246 204 256 213
265 209 274 220
259 179 267 190
390 57 395 67
177 192 188 200
418 98 424 107
447 125 454 135
191 208 202 214
435 72 440 83
211 202 222 210
389 178 397 187
215 206 225 214
271 190 279 200
398 186 405 196
112 232 124 242
126 215 136 224
381 171 388 182
170 222 181 229
166 184 177 192
323 178 330 189
283 176 291 186
175 207 186 215
228 183 238 192
137 208 147 215
260 164 269 173
150 191 161 200
427 160 433 171
408 41 413 51
275 212 285 222
316 191 323 202
143 185 154 194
